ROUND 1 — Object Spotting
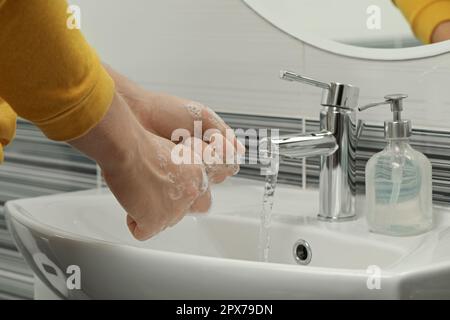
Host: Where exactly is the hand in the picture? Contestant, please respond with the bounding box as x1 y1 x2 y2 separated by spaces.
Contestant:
69 92 211 240
103 64 245 183
106 132 211 240
432 21 450 43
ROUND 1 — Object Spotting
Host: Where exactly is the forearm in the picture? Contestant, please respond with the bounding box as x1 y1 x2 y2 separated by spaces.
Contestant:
103 64 187 107
102 64 191 134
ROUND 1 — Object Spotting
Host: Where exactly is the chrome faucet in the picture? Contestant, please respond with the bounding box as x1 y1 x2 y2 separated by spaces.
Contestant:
266 71 361 221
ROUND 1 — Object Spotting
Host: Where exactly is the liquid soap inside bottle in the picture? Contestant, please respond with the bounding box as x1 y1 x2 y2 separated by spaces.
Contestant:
365 138 433 236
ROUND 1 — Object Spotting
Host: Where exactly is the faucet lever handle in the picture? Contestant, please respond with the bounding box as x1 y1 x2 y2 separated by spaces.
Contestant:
280 71 330 90
280 70 360 110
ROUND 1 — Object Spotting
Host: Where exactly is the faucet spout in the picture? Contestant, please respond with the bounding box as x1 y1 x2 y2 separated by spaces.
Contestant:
269 131 338 159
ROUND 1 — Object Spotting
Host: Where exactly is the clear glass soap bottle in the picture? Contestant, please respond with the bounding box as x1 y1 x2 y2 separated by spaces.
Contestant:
360 94 433 236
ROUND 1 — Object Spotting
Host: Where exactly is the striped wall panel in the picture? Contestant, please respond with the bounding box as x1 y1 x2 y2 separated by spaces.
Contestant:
219 113 450 205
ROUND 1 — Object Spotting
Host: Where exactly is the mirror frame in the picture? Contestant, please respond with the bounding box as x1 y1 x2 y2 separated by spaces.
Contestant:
243 0 450 60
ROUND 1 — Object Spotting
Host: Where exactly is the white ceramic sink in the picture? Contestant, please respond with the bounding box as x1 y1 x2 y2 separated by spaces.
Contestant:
5 177 450 299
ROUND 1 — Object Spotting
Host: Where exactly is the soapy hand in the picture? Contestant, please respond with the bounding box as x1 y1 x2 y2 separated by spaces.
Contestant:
139 98 245 183
72 65 245 240
103 64 245 183
104 131 212 240
70 93 213 240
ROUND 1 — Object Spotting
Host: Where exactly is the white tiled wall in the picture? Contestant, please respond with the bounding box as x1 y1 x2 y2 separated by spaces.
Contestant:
74 0 450 130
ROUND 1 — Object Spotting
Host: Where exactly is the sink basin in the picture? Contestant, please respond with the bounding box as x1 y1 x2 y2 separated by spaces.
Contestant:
5 177 450 299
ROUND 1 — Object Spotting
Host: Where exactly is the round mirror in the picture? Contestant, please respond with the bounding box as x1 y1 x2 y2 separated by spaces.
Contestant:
242 0 450 60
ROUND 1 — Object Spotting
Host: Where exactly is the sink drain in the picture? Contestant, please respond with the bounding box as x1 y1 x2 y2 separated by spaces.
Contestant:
293 239 312 265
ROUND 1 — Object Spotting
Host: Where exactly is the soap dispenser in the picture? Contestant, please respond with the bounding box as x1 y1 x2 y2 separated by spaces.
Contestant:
359 94 433 236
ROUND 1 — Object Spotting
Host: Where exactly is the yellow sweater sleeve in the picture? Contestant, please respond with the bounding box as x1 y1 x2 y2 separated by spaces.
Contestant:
0 0 114 141
0 97 16 163
394 0 450 44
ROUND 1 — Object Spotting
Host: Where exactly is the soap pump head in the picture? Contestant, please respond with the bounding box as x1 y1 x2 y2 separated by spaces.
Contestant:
359 94 411 139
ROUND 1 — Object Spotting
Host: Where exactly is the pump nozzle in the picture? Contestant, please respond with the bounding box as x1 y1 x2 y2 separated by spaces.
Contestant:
359 94 411 139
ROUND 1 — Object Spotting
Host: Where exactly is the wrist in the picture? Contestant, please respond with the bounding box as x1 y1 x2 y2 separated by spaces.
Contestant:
102 63 155 129
68 91 144 171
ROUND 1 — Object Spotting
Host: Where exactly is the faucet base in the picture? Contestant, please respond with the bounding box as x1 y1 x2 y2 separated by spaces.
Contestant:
317 214 358 222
